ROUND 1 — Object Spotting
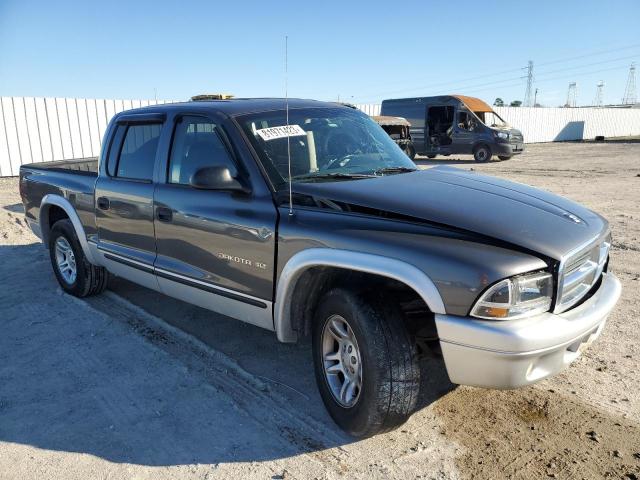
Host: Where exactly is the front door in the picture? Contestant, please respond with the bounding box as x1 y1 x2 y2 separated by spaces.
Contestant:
94 117 164 290
153 114 277 329
450 109 477 154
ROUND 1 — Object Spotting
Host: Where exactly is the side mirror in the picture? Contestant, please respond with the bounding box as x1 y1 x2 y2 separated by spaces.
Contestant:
190 166 250 193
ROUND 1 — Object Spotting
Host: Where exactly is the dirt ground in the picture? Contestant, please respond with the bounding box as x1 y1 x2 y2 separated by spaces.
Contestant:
1 141 639 480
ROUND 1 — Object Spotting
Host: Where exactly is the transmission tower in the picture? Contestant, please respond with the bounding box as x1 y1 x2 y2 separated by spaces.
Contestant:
593 81 604 107
622 63 637 105
523 60 534 107
566 82 577 107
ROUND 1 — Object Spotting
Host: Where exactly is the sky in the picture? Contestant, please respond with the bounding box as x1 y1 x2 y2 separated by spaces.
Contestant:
1 0 639 107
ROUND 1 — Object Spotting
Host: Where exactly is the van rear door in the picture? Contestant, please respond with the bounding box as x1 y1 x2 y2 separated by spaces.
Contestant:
381 99 426 154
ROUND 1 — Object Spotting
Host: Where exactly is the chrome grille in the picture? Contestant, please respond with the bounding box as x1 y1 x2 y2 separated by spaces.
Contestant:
556 233 610 313
510 132 524 144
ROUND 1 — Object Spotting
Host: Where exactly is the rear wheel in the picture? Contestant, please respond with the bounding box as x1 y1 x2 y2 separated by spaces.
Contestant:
498 155 512 161
312 288 420 438
49 219 108 297
473 144 491 162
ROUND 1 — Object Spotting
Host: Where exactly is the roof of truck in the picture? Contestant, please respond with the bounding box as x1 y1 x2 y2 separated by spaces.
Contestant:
120 98 346 117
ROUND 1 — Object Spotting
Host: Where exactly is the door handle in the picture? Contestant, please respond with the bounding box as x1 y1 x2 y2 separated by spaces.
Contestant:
156 207 173 222
97 197 110 210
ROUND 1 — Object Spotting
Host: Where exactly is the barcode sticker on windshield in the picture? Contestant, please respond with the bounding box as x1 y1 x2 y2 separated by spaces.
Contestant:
256 125 307 141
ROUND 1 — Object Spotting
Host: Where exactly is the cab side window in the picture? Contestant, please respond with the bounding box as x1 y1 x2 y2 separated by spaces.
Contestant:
114 124 162 180
168 117 236 185
457 111 476 131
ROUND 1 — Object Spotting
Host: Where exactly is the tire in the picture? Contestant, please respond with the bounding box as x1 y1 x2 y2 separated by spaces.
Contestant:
473 144 491 162
404 144 416 160
49 219 108 297
498 155 512 161
426 154 437 159
312 288 420 437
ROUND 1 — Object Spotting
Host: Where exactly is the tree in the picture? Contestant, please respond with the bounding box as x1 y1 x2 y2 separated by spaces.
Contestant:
510 100 522 107
493 98 504 107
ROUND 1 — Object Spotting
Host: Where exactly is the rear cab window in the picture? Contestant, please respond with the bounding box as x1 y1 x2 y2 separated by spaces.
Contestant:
108 123 162 181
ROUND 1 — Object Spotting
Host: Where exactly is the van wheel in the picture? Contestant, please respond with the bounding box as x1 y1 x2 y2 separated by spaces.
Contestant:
473 144 491 162
312 288 420 438
49 219 108 297
427 154 437 159
498 155 512 161
404 144 416 160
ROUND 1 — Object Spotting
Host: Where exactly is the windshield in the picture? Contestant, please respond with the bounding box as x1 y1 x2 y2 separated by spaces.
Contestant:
237 107 416 188
475 110 509 128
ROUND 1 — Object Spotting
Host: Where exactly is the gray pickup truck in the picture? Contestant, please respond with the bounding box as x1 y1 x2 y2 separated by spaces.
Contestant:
20 99 621 437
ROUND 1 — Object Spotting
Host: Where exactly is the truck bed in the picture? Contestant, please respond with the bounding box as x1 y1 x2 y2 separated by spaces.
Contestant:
20 157 99 240
24 157 99 176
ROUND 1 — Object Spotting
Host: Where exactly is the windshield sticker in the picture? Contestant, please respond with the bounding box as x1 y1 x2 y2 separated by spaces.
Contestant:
256 125 307 141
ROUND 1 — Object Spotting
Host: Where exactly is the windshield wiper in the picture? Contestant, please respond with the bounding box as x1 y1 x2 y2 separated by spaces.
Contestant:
292 172 376 182
373 166 417 176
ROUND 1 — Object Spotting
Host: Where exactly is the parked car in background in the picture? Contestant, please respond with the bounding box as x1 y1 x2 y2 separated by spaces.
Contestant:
20 98 620 438
381 95 524 162
371 115 415 159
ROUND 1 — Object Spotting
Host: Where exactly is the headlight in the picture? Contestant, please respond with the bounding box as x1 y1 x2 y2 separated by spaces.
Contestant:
495 131 509 140
470 271 553 320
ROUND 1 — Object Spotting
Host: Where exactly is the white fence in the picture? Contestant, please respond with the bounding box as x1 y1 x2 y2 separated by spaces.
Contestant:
1 97 640 177
0 97 177 177
493 106 640 143
356 103 640 144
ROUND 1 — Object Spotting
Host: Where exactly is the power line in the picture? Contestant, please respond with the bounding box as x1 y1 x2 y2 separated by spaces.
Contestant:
535 42 640 68
349 43 640 103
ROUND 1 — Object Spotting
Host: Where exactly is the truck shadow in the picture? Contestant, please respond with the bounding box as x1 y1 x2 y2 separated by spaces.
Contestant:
0 243 455 468
2 202 24 213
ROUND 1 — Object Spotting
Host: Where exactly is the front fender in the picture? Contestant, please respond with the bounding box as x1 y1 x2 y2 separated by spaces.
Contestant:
274 248 446 342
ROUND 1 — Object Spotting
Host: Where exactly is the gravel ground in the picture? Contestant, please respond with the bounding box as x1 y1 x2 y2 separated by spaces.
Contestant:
1 141 639 479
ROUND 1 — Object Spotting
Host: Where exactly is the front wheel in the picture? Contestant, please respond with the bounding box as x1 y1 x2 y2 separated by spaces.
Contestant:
498 155 512 161
426 154 437 159
473 144 492 162
312 288 420 437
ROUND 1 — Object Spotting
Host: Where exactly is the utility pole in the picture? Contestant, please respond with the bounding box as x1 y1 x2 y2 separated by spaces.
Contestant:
593 81 604 107
622 63 637 105
533 88 538 107
566 82 577 107
523 60 534 107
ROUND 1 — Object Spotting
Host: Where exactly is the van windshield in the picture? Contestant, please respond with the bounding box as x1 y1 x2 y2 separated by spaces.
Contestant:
237 107 416 188
474 111 509 128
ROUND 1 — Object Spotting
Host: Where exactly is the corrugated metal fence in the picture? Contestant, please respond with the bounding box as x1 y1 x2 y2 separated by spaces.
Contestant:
356 103 640 144
1 97 640 176
0 97 177 177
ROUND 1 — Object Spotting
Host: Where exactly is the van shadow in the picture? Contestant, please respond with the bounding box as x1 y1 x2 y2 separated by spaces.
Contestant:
0 243 455 467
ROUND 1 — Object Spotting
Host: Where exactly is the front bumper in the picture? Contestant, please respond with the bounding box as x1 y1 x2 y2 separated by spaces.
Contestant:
435 272 621 389
494 142 524 156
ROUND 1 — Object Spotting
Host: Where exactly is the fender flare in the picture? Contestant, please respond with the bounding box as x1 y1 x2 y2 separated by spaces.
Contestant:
39 194 98 265
274 248 446 342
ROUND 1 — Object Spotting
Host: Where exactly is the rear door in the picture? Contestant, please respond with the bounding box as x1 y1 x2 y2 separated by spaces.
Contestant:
94 113 164 289
152 113 277 330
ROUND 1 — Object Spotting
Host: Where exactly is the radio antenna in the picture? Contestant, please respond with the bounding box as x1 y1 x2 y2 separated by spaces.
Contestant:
285 35 293 216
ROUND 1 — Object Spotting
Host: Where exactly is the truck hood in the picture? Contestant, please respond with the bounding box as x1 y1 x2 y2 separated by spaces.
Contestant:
292 166 608 260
